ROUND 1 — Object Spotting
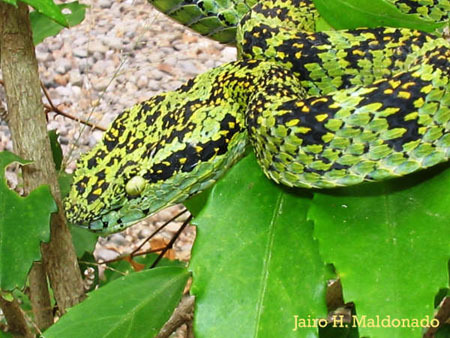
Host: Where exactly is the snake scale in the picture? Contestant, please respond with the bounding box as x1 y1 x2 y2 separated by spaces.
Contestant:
64 0 450 233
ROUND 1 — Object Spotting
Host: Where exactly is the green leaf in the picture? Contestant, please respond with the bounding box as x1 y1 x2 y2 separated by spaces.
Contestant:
30 1 87 45
4 0 69 26
183 186 212 217
436 325 450 338
0 151 56 290
313 0 446 33
309 164 450 338
58 172 73 199
48 130 63 171
0 0 17 6
70 225 98 258
43 267 190 337
190 153 328 338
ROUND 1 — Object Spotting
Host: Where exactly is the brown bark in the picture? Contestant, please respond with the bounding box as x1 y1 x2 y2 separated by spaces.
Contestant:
28 262 53 330
0 296 33 338
0 1 85 315
156 296 195 338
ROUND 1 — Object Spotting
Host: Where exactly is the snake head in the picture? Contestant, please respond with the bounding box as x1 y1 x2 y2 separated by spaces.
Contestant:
64 63 251 234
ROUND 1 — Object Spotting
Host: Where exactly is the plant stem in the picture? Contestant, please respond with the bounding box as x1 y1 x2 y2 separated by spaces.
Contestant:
0 296 33 338
0 1 85 315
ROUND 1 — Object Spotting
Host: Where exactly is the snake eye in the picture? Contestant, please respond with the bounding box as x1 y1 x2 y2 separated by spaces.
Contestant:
125 176 146 196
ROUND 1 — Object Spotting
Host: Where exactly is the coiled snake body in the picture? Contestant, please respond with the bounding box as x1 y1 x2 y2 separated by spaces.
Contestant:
64 0 450 233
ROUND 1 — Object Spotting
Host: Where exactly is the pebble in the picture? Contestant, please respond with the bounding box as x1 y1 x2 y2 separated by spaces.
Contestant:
96 248 120 262
108 233 130 246
73 47 88 58
54 58 72 74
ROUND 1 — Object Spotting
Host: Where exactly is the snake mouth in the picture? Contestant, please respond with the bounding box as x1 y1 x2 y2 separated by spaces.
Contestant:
84 206 148 234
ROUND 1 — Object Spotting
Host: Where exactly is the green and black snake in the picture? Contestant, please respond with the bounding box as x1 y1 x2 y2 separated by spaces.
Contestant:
64 0 450 233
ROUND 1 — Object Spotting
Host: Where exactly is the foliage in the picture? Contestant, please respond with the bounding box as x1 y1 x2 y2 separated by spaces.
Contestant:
30 1 88 45
190 154 329 337
1 0 69 26
313 0 447 32
0 151 56 290
310 164 450 337
0 0 448 337
43 267 190 337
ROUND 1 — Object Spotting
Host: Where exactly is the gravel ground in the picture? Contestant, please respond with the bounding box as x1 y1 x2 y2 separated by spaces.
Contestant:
0 0 236 265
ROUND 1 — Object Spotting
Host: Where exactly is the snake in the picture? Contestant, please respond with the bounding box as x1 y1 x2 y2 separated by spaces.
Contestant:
63 0 450 233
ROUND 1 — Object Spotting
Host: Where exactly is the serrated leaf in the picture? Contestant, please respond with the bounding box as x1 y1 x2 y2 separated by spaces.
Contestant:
43 267 190 338
30 2 87 45
313 0 446 32
190 153 328 338
309 164 450 338
0 151 56 290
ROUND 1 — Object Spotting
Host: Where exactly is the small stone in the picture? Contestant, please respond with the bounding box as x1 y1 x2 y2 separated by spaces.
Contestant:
99 0 112 9
69 69 83 86
71 86 82 97
48 38 63 51
102 36 123 50
89 130 104 147
148 79 160 91
222 46 237 61
138 228 152 239
96 248 119 262
73 36 89 47
73 48 88 58
55 86 72 97
36 51 53 63
178 60 200 75
88 40 108 55
136 75 148 89
125 82 137 92
54 74 68 86
54 58 71 74
108 233 129 246
92 78 110 91
166 221 182 233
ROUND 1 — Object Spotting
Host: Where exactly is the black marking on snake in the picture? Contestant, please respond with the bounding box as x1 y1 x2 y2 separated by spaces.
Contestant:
144 102 161 127
116 160 139 176
104 122 126 151
87 157 98 170
75 176 90 194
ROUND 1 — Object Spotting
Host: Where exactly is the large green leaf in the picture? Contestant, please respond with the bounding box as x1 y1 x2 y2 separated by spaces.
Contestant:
190 154 329 338
313 0 446 32
2 0 68 26
44 266 190 337
309 164 450 338
0 151 56 290
30 2 87 45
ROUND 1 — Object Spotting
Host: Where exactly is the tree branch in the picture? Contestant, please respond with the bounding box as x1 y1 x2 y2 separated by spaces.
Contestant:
0 295 33 338
156 295 195 338
0 1 85 315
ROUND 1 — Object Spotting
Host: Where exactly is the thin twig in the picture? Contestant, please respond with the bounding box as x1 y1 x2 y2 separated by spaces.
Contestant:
1 79 107 131
150 214 192 268
97 245 167 265
131 208 189 256
41 81 107 131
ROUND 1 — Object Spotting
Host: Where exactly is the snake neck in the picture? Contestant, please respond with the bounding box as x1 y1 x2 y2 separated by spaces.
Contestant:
64 59 297 232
